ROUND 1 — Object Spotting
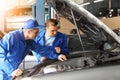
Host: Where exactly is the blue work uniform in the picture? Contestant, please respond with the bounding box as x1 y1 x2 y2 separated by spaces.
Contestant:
32 30 69 63
0 29 51 80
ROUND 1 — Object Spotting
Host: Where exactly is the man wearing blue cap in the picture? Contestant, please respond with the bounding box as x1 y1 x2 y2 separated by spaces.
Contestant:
0 19 46 80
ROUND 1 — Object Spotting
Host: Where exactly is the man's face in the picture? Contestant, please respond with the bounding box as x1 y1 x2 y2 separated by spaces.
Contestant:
46 25 58 37
28 29 39 39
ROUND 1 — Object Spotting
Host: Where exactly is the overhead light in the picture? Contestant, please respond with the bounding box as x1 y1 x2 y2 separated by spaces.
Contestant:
94 0 104 3
80 2 90 6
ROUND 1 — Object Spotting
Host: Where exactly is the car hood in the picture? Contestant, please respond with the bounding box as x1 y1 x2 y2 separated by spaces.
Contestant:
46 0 120 45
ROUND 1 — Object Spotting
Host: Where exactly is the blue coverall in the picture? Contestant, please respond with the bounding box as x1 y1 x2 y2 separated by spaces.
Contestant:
0 29 52 80
32 30 69 63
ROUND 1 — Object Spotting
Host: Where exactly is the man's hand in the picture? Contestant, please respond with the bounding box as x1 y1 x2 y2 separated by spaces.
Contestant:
58 54 67 61
11 69 23 78
41 57 47 62
55 47 61 54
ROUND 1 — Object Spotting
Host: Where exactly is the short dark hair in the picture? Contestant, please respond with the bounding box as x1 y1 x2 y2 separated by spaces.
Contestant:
45 19 58 27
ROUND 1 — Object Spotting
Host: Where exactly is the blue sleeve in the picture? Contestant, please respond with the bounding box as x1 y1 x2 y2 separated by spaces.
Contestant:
0 34 14 54
31 41 49 53
39 47 59 59
0 34 15 72
32 43 59 59
60 35 69 55
31 42 59 59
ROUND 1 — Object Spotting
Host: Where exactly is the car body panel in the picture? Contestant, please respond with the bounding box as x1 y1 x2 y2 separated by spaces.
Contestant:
23 65 120 80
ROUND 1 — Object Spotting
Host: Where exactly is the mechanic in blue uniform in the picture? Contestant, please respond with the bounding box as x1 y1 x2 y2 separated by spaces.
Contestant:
32 19 69 63
0 19 49 80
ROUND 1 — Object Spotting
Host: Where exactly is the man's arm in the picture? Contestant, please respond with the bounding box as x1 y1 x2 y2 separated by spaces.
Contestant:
59 35 69 54
32 42 59 59
0 34 16 77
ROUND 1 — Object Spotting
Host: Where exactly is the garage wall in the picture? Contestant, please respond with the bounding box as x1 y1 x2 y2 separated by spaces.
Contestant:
100 16 120 29
59 17 75 34
59 16 120 34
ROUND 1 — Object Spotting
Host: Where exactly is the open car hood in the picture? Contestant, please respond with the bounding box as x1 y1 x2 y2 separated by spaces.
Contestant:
46 0 120 47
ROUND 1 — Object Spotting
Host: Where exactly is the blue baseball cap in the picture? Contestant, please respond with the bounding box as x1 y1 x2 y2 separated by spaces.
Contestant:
24 19 40 29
